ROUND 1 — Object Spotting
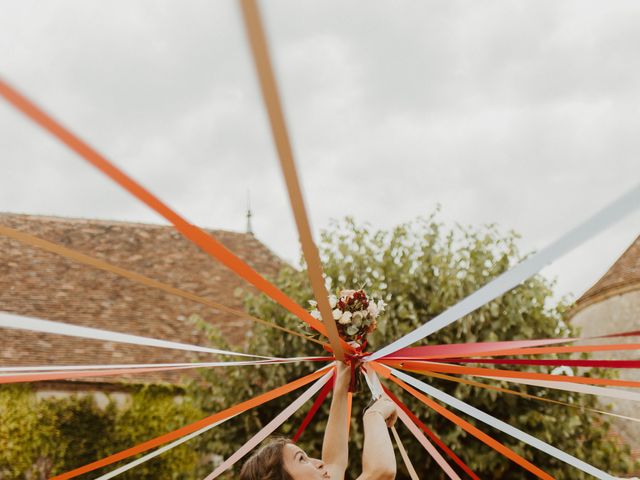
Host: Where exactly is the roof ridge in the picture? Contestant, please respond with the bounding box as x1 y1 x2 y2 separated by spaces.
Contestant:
575 234 640 306
0 211 250 237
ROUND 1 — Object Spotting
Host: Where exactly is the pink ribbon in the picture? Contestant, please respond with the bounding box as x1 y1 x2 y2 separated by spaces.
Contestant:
479 375 640 402
396 406 462 480
438 358 640 368
386 338 574 359
0 358 331 384
204 370 333 479
385 328 640 360
384 386 480 480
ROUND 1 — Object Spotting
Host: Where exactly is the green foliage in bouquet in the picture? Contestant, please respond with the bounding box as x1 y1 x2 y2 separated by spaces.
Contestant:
192 214 637 480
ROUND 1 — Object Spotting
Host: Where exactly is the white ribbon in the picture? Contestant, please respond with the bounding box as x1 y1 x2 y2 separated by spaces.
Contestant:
363 367 384 399
390 367 616 480
0 357 323 373
96 364 335 479
203 370 334 479
369 184 640 361
479 374 640 403
95 415 239 480
0 311 274 359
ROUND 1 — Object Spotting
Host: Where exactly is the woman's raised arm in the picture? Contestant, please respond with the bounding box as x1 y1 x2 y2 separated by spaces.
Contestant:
322 362 351 479
357 397 397 480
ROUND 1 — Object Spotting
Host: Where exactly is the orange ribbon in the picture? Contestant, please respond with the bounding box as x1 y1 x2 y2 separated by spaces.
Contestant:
410 369 640 423
50 367 329 479
444 343 640 358
0 225 323 346
292 375 335 442
0 78 328 340
370 362 554 480
382 359 640 388
383 386 480 480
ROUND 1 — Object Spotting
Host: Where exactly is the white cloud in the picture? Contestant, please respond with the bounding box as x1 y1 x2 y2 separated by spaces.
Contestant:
0 0 638 303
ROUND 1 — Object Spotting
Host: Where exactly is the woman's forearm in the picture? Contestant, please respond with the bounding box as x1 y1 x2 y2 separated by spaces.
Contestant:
322 370 350 471
361 412 396 479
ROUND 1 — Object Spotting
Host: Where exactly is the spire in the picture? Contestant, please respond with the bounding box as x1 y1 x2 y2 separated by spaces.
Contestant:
246 190 253 235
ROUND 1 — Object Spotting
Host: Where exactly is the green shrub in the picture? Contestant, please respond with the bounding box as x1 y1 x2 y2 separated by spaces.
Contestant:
0 384 203 479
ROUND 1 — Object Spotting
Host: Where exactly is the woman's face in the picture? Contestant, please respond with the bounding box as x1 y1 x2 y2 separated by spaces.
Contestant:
282 443 331 480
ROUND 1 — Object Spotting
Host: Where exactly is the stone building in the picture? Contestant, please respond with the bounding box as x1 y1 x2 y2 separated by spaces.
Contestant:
569 234 640 462
0 212 284 398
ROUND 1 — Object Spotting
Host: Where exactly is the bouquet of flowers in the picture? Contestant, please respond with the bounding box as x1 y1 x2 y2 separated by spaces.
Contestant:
309 289 386 347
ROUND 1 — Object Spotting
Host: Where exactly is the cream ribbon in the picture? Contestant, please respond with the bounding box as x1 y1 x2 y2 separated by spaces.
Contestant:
391 367 616 480
0 311 274 359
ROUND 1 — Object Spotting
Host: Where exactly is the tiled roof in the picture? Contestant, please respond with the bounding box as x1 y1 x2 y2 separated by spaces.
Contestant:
575 235 640 309
0 213 284 385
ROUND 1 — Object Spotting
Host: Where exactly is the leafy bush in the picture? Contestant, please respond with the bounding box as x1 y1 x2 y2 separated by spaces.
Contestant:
0 384 203 479
192 215 637 479
2 215 636 479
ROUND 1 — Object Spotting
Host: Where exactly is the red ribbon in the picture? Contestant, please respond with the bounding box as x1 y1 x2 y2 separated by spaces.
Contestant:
292 376 335 442
383 386 480 480
345 344 372 393
433 358 640 368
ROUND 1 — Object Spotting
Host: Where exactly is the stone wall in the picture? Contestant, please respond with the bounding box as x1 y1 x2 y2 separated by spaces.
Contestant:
571 289 640 451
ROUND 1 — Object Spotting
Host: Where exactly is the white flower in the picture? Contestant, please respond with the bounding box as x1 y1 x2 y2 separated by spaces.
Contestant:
329 295 338 309
340 289 356 298
377 299 386 312
310 310 321 320
332 308 342 320
308 300 317 307
346 325 358 335
352 311 364 326
339 311 353 325
367 302 379 318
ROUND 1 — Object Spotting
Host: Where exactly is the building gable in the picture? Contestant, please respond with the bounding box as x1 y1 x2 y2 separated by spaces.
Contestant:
574 235 640 313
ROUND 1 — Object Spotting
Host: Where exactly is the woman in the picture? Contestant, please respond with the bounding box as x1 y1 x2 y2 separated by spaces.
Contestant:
240 362 398 480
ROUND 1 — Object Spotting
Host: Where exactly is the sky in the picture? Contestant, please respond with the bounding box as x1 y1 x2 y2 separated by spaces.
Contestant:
1 0 639 303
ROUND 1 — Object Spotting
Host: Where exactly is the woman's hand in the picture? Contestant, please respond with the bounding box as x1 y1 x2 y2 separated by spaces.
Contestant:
364 397 398 428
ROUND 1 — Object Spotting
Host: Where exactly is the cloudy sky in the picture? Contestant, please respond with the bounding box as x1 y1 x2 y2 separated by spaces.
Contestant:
1 0 639 302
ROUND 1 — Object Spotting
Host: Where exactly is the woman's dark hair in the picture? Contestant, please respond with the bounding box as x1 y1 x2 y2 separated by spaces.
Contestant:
239 437 294 480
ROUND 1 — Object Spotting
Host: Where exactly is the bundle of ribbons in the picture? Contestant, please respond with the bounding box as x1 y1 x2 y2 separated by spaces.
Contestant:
1 0 639 479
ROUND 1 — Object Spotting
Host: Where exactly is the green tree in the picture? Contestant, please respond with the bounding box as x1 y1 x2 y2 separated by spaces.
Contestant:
193 215 636 479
